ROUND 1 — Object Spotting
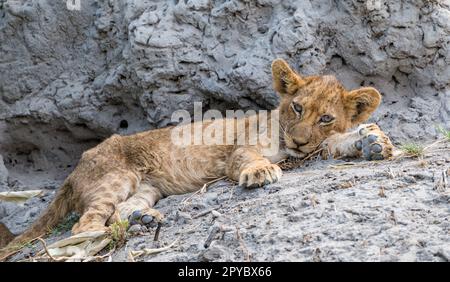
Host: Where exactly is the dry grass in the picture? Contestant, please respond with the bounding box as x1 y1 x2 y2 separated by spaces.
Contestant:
49 213 79 236
435 169 448 192
400 143 425 158
339 180 355 189
109 220 129 249
437 125 450 142
398 126 449 160
378 186 386 198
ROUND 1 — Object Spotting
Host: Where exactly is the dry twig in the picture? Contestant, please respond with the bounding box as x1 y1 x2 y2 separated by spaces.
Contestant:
378 186 386 198
192 208 215 219
235 226 251 262
129 239 179 260
204 224 234 248
153 223 162 241
37 237 60 262
180 176 227 210
0 236 42 262
435 169 448 192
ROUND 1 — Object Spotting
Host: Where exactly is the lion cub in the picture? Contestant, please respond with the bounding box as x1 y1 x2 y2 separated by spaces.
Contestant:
0 59 394 252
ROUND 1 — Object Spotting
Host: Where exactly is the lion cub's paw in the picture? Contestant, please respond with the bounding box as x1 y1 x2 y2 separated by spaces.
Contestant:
128 208 165 228
239 164 282 188
355 124 394 161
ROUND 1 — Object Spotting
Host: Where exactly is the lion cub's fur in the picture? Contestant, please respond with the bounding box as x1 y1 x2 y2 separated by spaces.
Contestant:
0 59 394 256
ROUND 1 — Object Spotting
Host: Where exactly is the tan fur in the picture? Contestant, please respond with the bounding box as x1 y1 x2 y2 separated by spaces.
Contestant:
0 59 394 257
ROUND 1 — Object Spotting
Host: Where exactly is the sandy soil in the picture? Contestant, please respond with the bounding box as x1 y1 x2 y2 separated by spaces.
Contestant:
4 142 449 262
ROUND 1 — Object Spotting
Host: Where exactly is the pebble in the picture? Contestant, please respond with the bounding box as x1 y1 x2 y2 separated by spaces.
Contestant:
128 224 142 234
287 214 301 222
211 210 222 218
200 244 227 262
176 211 192 224
402 176 417 183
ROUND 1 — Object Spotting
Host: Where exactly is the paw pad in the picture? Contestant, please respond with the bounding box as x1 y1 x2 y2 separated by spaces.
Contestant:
354 124 394 161
371 143 382 153
367 134 378 143
129 210 160 228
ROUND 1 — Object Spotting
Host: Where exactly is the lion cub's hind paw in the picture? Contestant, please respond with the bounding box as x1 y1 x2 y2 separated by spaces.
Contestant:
356 124 394 161
129 208 164 229
239 164 282 188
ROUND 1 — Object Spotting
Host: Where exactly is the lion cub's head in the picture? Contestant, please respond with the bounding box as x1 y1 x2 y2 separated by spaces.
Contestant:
272 59 382 158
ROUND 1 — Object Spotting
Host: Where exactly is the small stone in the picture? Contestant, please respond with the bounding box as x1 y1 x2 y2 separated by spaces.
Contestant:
200 245 227 262
402 176 417 184
128 224 142 234
257 25 269 34
287 214 301 222
204 193 218 205
211 210 222 218
176 211 192 224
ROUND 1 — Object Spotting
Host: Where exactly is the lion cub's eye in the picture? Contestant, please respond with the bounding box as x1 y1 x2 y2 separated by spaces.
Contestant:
291 102 303 116
320 114 335 124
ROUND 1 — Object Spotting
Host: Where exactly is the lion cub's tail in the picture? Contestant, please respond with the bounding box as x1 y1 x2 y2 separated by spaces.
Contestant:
0 181 73 260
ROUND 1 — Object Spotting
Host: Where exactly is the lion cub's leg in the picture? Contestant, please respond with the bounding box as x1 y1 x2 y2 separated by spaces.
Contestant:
112 183 164 228
71 172 138 234
226 146 282 188
322 123 396 160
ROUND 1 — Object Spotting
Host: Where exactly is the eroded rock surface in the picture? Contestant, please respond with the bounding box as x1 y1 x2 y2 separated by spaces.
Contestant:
1 1 449 168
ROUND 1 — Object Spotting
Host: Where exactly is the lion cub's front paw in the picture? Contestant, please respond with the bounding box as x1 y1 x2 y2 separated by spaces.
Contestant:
239 164 282 188
355 124 394 161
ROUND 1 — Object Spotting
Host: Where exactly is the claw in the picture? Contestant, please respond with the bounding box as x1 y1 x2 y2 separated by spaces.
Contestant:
358 127 367 136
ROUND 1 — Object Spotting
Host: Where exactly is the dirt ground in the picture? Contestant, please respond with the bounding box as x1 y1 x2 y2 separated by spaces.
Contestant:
4 141 449 262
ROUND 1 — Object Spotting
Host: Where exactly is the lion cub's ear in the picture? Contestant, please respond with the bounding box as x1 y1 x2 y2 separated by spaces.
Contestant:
271 59 304 96
344 87 382 125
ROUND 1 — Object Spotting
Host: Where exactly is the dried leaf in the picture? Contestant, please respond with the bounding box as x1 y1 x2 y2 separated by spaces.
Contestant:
40 230 111 262
0 190 43 205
